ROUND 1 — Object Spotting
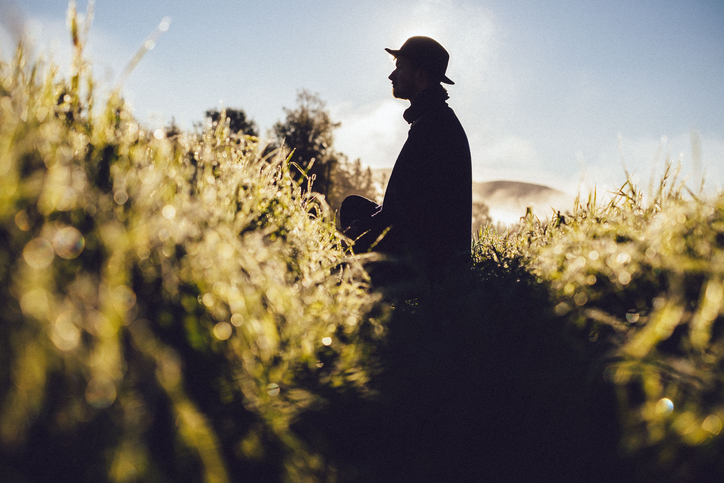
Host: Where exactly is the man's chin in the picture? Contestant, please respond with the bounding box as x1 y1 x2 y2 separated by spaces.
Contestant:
392 89 409 100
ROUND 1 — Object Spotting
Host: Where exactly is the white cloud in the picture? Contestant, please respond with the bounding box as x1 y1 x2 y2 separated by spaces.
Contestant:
331 100 408 169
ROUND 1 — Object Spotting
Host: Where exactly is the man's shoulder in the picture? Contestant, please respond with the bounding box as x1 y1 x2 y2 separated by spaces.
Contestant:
412 104 466 136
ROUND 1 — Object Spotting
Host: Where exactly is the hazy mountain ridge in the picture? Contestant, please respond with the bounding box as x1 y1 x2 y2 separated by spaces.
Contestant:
475 180 575 224
373 169 573 224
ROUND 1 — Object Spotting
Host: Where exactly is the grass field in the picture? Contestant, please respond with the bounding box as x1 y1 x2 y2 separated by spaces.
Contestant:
1 10 723 482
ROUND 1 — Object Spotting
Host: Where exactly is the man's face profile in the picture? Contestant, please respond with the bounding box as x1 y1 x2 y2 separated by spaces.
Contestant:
388 56 423 101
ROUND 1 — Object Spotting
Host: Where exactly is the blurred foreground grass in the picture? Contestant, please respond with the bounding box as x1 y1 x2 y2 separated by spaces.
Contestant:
0 8 383 481
1 6 724 482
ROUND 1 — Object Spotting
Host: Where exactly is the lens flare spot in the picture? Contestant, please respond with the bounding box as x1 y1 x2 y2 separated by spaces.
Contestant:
213 322 232 340
23 238 54 269
53 226 85 259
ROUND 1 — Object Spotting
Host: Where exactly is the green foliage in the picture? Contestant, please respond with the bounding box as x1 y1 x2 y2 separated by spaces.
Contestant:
205 108 259 137
272 90 340 197
0 18 383 482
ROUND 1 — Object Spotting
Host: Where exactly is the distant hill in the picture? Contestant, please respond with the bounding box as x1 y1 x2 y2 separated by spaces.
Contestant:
474 180 575 225
371 169 573 225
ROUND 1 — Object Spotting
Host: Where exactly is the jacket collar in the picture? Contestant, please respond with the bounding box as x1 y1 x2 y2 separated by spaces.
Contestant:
403 84 450 124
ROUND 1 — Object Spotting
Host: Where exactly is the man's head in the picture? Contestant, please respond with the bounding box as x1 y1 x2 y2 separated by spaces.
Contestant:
386 36 453 100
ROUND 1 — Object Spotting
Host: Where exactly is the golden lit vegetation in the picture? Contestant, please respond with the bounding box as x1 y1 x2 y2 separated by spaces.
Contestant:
1 4 723 482
515 168 724 479
0 10 383 481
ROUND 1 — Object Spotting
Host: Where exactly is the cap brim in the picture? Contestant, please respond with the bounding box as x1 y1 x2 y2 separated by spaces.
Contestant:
384 47 400 57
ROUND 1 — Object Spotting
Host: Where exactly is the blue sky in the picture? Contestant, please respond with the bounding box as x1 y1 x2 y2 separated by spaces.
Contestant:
2 0 723 196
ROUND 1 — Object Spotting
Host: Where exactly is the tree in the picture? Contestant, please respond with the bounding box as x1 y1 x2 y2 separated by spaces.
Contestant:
327 155 382 212
271 90 340 197
205 108 258 137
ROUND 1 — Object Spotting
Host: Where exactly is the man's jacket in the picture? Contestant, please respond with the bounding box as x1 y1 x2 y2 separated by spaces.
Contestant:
368 84 472 270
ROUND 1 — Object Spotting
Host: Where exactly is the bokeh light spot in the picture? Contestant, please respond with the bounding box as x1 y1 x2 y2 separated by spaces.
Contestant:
618 271 632 285
20 288 50 318
162 204 176 219
322 337 332 346
51 311 81 351
114 190 129 205
230 313 244 327
626 311 640 323
85 377 117 409
23 238 54 269
14 210 30 231
655 398 674 416
53 226 85 259
114 285 137 312
213 322 232 340
266 383 280 396
702 415 722 435
202 293 215 307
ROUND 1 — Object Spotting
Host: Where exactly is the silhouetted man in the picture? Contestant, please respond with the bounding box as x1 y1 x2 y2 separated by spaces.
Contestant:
341 36 472 283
